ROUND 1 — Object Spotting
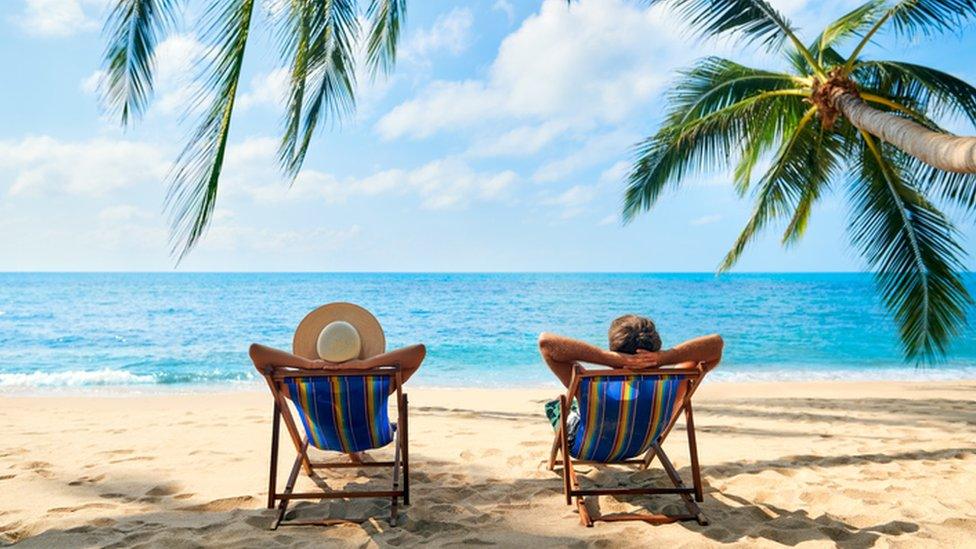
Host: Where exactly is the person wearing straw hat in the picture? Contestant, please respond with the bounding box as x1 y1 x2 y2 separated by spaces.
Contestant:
249 302 425 394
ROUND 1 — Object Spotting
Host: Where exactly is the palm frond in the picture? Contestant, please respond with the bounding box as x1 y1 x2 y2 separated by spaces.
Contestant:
647 0 793 49
278 0 359 179
912 158 976 213
888 0 976 37
720 107 846 269
101 0 180 125
816 0 886 54
672 57 802 124
365 0 407 76
855 61 976 127
623 59 807 219
647 0 825 76
675 57 806 197
165 0 255 260
846 0 976 67
848 131 971 360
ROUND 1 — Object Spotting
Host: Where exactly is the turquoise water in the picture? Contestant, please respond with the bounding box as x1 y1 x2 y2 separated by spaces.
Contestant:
1 273 975 391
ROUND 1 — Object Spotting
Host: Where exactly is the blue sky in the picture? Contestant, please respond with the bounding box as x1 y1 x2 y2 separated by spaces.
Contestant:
2 0 976 271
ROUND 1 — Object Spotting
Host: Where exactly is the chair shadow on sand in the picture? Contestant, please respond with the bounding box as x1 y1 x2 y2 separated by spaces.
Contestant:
558 462 920 548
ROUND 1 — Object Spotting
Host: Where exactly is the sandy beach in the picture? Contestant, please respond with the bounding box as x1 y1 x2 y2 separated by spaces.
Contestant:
1 380 974 548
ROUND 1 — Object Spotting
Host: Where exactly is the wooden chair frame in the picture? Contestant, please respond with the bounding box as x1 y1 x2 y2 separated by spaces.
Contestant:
547 364 708 527
259 365 409 529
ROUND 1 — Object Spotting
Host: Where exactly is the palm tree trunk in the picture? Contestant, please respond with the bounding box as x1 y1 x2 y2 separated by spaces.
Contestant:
832 91 976 173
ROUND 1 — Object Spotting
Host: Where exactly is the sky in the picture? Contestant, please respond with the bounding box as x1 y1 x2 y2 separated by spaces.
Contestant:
2 0 976 272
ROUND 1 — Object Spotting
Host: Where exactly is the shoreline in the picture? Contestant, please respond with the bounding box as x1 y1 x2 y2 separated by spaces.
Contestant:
3 376 976 398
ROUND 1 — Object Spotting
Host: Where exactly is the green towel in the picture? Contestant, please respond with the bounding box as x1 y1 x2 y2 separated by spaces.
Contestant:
544 398 579 431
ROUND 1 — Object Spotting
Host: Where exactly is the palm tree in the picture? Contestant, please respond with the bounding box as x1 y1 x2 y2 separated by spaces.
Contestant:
624 0 976 361
99 0 406 259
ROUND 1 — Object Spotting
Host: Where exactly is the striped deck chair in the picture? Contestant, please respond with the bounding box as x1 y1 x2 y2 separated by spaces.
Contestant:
548 364 707 527
258 366 408 528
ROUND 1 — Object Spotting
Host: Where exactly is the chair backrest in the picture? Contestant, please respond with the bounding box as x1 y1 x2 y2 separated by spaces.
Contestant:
279 373 395 453
570 370 691 462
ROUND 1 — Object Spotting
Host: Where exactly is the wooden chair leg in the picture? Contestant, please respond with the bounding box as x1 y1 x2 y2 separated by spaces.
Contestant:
653 443 707 525
576 495 593 527
685 403 704 503
390 429 401 526
640 443 657 470
559 395 572 506
271 446 306 530
402 393 410 507
268 402 280 509
548 426 562 471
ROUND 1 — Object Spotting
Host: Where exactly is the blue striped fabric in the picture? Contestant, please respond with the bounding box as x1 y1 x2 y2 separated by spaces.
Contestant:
281 375 395 453
570 375 684 462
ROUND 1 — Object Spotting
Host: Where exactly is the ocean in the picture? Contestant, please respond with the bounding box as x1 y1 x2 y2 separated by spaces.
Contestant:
2 272 975 392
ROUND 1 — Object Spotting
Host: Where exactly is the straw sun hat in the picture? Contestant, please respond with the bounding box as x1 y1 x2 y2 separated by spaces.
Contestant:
292 302 386 362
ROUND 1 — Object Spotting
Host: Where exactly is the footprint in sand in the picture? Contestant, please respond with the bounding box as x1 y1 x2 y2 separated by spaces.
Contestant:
68 473 106 486
180 495 256 512
47 502 116 514
22 461 54 479
100 449 134 456
109 456 155 464
145 484 181 497
0 474 16 481
99 493 137 503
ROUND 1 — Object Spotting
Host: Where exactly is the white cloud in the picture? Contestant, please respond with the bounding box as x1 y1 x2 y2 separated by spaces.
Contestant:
690 214 722 226
531 130 635 183
15 0 98 37
598 213 619 226
81 33 211 117
492 0 515 23
400 8 475 65
599 160 631 185
546 184 598 219
0 136 168 197
216 137 518 210
377 0 684 141
150 34 210 116
97 204 153 223
466 121 570 158
80 70 104 94
238 68 290 111
200 224 363 254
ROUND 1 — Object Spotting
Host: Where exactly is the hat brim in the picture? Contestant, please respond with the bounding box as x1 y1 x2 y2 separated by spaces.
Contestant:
293 302 386 360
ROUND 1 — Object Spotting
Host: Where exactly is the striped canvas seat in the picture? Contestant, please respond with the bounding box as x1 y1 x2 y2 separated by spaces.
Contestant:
281 375 395 453
570 375 684 462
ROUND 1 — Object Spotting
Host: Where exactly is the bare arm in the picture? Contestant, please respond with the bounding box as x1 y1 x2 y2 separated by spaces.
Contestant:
537 332 656 388
339 344 426 386
249 343 426 391
249 343 322 373
650 334 724 374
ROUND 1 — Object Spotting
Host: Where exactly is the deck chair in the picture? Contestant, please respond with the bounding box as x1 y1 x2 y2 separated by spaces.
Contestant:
258 365 408 528
547 363 707 527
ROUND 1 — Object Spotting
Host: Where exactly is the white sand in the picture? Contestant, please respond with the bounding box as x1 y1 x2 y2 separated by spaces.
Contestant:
1 381 975 547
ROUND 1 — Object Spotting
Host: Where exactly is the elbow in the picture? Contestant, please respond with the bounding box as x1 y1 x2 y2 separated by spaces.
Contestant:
248 343 268 373
537 332 553 353
710 334 725 357
248 343 262 362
